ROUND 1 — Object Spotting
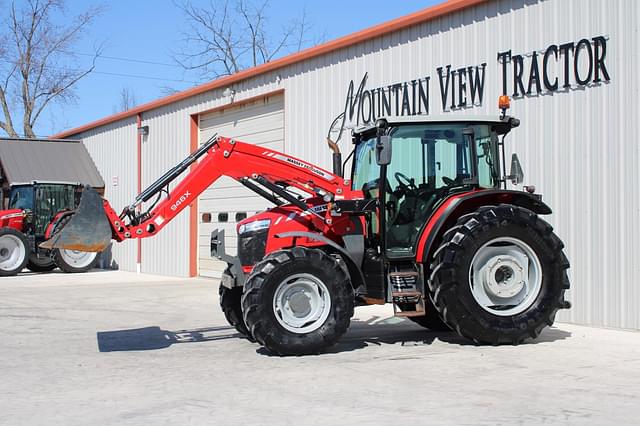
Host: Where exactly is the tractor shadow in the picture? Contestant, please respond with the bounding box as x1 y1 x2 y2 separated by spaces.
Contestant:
96 325 242 352
257 317 572 356
325 317 572 354
96 320 571 354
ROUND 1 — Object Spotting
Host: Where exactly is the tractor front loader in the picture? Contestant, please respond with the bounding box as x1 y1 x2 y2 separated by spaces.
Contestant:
43 98 571 355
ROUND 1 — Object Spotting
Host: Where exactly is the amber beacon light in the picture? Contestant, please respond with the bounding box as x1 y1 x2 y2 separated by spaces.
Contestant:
498 95 511 118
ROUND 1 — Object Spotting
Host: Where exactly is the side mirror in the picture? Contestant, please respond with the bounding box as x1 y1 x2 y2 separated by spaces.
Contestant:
376 135 392 166
509 153 524 185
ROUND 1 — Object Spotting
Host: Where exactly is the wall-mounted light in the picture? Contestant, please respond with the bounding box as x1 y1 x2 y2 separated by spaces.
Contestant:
276 75 282 84
137 125 149 136
223 87 236 98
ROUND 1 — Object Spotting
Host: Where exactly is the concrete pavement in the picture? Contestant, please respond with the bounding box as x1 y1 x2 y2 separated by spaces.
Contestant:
1 270 639 425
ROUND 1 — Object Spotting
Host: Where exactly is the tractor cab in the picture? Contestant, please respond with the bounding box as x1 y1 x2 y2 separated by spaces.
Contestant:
6 183 79 238
350 115 520 259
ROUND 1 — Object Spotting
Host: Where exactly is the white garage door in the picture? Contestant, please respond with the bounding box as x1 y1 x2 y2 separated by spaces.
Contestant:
198 94 284 277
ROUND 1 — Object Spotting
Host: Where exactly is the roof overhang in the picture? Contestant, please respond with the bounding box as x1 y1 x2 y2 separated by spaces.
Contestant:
0 139 105 189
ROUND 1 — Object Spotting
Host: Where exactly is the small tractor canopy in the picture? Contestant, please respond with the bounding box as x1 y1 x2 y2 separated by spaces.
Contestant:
0 138 104 191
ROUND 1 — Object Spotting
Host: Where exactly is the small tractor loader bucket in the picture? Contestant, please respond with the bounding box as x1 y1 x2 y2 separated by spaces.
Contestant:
40 186 112 252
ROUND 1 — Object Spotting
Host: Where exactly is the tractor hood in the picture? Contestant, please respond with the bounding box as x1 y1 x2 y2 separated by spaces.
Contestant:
0 209 25 228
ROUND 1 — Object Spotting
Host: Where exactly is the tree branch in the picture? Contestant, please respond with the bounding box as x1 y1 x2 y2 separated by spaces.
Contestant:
174 0 316 79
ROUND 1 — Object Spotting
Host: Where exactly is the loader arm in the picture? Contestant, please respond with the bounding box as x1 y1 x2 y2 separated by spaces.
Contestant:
42 135 357 251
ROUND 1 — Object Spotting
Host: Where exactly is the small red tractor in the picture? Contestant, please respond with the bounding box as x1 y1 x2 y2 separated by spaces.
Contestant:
0 183 99 276
43 98 571 355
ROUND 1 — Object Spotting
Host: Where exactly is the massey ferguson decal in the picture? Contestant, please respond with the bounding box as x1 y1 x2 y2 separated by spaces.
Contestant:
262 151 335 181
0 212 23 220
284 204 328 221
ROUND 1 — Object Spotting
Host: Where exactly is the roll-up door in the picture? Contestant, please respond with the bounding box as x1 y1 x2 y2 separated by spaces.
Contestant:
198 93 284 277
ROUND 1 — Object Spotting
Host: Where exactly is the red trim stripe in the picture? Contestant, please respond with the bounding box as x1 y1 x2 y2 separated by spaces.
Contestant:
189 114 199 277
136 113 142 268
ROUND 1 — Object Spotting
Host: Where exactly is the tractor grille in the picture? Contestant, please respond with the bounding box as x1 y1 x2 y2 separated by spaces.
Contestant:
237 229 268 266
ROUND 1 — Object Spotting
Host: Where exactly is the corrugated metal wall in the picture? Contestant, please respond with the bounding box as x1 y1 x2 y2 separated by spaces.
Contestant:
70 0 640 329
79 118 138 272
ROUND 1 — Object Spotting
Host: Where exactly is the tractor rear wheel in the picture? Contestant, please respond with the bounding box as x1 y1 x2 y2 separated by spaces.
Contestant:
219 268 252 339
49 214 99 273
0 228 29 276
429 204 570 345
242 247 354 355
26 253 57 272
52 249 98 273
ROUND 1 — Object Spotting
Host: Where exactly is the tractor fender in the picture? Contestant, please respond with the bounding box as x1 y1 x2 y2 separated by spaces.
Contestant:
274 231 366 290
416 190 553 264
44 210 74 240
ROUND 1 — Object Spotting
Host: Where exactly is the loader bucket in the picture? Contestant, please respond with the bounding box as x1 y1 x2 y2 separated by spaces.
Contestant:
40 186 112 252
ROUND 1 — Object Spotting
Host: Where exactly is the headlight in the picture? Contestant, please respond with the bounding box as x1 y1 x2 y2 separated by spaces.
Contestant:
238 219 270 235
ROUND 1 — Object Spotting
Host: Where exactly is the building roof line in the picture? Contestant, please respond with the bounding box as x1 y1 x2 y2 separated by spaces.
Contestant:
51 0 489 139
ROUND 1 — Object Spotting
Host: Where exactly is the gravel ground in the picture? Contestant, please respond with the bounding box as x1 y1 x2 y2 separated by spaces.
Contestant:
1 270 639 425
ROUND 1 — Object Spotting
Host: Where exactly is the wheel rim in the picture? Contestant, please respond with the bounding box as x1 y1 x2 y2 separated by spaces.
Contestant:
272 273 331 334
0 234 26 271
60 249 96 269
468 237 542 316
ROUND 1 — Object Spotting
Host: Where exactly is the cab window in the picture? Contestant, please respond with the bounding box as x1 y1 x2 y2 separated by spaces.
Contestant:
8 186 33 210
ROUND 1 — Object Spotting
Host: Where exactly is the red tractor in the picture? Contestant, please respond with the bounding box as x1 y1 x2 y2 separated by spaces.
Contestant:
0 183 99 276
44 101 570 355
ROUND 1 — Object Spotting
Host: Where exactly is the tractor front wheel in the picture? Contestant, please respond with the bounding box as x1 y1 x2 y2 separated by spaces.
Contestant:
0 228 29 276
242 247 354 355
429 204 570 345
219 268 253 339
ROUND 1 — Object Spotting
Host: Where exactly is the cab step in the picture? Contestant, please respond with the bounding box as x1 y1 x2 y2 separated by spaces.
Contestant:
389 269 426 317
392 291 426 317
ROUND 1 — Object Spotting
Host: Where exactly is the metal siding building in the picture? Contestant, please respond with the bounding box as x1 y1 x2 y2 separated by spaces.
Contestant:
55 0 640 330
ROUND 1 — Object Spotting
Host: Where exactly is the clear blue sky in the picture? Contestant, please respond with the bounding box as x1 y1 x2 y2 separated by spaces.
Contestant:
38 0 439 136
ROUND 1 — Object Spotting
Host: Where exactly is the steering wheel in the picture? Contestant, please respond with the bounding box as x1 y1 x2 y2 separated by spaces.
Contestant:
442 176 455 186
442 176 464 186
394 172 417 194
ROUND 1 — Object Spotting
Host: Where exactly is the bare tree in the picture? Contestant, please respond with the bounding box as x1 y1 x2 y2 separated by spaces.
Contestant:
0 0 101 138
174 0 317 79
116 87 137 112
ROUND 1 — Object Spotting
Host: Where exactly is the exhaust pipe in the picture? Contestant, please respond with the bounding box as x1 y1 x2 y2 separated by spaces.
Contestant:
40 186 113 252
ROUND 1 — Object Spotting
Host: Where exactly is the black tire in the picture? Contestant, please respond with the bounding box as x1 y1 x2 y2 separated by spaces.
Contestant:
429 204 570 345
26 253 57 272
48 213 98 273
219 268 253 339
0 228 29 276
399 296 451 331
242 247 354 355
52 249 98 273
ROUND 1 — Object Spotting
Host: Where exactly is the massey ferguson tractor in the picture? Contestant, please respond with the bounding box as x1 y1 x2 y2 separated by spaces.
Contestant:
0 183 99 276
42 97 571 355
